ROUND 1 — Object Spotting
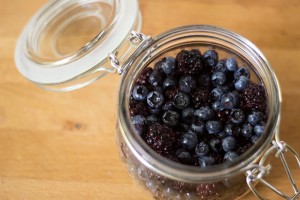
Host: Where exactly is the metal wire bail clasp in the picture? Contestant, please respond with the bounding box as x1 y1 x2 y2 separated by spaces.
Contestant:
108 52 123 75
246 141 300 200
108 31 151 75
129 31 149 46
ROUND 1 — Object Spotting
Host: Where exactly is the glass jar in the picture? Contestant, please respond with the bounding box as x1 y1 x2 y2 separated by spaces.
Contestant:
15 1 300 199
115 25 299 200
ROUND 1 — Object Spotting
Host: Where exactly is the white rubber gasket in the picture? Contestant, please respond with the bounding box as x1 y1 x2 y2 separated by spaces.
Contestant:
14 0 139 84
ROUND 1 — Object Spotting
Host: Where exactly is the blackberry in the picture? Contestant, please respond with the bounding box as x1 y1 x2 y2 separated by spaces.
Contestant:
164 87 178 100
241 82 268 113
191 88 211 108
136 67 153 85
198 73 212 88
174 182 197 193
217 109 231 122
235 135 253 155
143 123 179 157
176 49 203 75
129 100 149 117
196 183 217 197
236 141 253 155
212 152 224 165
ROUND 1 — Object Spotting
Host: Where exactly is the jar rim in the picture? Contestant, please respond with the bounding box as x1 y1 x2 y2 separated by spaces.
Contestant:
118 25 281 182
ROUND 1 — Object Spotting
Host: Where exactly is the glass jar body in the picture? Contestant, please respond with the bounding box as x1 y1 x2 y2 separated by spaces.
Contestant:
116 126 275 200
115 25 281 200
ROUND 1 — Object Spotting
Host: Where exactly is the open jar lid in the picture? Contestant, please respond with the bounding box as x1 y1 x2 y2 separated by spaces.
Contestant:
15 0 141 91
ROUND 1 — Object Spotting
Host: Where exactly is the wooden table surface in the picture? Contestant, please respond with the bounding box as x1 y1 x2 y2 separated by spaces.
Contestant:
1 0 300 199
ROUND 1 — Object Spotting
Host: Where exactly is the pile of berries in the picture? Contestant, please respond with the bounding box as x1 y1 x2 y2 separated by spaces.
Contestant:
129 49 268 167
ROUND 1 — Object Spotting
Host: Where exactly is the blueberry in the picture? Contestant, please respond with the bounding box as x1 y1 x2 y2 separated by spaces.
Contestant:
147 91 165 109
235 76 249 91
222 136 237 152
163 77 177 89
154 86 164 94
161 57 176 75
198 74 211 87
225 57 238 71
224 151 239 163
179 76 196 93
247 111 263 126
181 108 195 123
162 101 175 111
219 85 231 93
191 118 206 134
203 50 218 67
234 67 250 79
149 108 162 115
212 71 227 85
149 70 164 86
180 132 198 150
212 101 223 112
173 92 190 109
220 92 239 109
206 120 223 134
176 149 194 164
195 142 209 157
132 115 146 135
241 124 253 138
224 123 240 137
214 60 228 73
251 135 260 144
230 109 246 124
132 85 149 101
194 106 215 121
217 131 227 139
208 137 222 153
254 124 265 136
162 110 179 126
198 156 215 167
211 87 225 101
146 115 159 125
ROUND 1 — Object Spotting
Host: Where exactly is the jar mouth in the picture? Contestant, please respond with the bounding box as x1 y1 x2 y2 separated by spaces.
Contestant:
119 25 281 182
25 0 119 66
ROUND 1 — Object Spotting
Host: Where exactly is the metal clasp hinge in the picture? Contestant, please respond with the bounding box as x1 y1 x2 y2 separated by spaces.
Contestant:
108 31 151 75
246 141 300 200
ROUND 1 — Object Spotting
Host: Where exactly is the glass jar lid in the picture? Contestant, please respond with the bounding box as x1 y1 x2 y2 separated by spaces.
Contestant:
15 0 141 91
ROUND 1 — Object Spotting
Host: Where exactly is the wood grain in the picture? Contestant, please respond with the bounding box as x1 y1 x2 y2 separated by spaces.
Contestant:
0 0 300 199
